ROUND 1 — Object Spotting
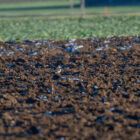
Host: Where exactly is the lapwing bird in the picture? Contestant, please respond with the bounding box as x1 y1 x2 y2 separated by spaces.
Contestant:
52 65 62 81
52 65 62 74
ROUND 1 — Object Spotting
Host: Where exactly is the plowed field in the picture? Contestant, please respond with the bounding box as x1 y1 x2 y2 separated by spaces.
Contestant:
0 36 140 140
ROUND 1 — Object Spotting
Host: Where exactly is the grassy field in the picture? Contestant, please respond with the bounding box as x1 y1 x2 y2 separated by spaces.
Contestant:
0 0 80 8
0 0 140 16
0 16 140 41
0 0 80 16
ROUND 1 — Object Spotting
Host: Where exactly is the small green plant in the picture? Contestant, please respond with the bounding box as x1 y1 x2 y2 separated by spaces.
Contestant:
0 16 140 41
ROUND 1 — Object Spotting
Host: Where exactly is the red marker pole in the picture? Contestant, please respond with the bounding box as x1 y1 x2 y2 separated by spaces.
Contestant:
104 7 108 16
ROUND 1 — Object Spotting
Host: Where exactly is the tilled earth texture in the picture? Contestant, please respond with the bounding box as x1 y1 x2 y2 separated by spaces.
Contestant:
0 36 140 140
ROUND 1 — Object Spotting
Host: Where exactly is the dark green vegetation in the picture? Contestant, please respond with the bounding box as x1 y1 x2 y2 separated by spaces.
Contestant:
0 16 140 41
85 0 140 6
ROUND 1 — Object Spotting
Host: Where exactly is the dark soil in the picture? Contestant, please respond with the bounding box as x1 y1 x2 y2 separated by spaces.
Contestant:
0 36 140 140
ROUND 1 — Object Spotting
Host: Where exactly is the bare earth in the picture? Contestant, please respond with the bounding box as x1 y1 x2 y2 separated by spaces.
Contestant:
0 36 140 140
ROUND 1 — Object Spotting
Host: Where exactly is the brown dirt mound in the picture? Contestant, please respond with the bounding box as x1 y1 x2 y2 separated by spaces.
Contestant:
0 36 140 140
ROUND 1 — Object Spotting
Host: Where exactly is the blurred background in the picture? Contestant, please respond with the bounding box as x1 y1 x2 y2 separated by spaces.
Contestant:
0 0 140 17
0 0 140 41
